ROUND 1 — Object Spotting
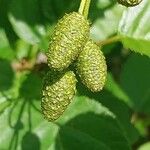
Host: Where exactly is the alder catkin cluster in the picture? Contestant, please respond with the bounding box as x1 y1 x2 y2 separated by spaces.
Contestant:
41 12 107 121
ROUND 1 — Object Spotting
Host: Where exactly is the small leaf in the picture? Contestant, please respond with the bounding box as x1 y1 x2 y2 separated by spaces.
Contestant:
0 29 15 60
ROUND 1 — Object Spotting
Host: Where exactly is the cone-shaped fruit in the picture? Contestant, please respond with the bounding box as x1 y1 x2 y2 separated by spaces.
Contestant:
76 40 107 92
41 70 77 121
47 12 90 71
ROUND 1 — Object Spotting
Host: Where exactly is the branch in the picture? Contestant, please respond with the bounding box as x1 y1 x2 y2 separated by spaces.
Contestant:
97 35 121 46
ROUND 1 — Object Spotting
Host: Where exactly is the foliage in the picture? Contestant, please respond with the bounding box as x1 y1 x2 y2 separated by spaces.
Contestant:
0 0 150 150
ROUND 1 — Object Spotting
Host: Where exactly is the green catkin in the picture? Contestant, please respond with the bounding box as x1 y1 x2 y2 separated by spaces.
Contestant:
47 12 90 71
117 0 142 7
76 40 107 92
41 70 77 121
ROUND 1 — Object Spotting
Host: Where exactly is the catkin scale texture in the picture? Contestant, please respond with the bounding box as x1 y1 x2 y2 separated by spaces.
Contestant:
47 12 90 71
41 71 77 121
77 40 107 92
117 0 142 7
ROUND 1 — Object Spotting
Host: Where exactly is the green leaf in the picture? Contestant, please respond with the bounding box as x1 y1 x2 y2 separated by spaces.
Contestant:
14 40 31 60
0 71 58 150
121 53 150 114
91 4 124 41
56 96 131 150
0 71 131 150
76 81 139 145
8 0 46 44
56 113 129 150
118 0 150 56
105 75 140 144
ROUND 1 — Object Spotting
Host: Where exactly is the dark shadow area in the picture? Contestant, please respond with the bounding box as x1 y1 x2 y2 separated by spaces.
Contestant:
55 112 130 150
8 71 43 150
0 0 18 48
21 131 41 150
8 0 81 28
0 59 14 91
8 99 41 150
104 41 130 82
89 0 116 22
21 102 41 150
41 0 116 23
0 0 116 49
9 0 44 26
19 72 43 101
120 54 150 115
8 100 25 150
41 0 80 23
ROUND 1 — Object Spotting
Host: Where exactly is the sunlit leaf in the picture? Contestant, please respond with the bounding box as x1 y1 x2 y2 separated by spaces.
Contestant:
118 0 150 56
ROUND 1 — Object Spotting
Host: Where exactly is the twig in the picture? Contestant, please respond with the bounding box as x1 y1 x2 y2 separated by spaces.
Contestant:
78 0 91 18
97 35 121 46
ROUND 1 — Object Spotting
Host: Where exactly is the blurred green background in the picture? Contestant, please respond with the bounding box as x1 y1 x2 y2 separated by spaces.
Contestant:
0 0 150 150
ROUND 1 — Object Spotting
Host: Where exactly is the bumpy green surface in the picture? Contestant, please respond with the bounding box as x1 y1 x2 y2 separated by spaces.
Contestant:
77 40 107 92
117 0 142 7
41 71 77 121
47 12 90 71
